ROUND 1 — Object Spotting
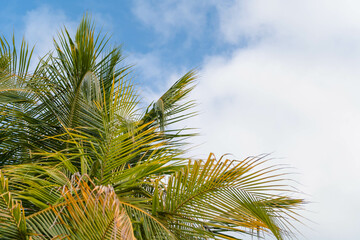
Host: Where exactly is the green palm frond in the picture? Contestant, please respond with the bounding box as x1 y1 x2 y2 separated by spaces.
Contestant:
0 171 29 240
34 16 129 131
0 35 42 166
143 70 197 130
141 70 197 153
156 154 303 239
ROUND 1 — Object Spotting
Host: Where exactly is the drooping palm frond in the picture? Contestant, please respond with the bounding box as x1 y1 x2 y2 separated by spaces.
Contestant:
142 70 197 130
154 154 303 239
141 70 197 151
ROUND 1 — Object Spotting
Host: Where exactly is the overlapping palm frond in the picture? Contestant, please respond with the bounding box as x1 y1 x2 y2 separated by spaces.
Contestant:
0 171 29 240
0 16 305 240
32 17 127 141
26 175 137 240
0 35 43 166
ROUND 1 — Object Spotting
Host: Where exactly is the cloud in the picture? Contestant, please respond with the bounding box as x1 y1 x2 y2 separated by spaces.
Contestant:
126 51 187 107
23 6 77 63
186 1 360 239
131 0 216 40
217 0 360 50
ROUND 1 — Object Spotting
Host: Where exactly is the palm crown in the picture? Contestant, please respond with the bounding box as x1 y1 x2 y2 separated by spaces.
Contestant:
0 17 303 239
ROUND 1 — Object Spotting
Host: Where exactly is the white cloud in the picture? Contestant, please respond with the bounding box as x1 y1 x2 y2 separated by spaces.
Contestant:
23 6 77 66
217 0 360 49
126 51 188 108
187 1 360 239
132 0 216 40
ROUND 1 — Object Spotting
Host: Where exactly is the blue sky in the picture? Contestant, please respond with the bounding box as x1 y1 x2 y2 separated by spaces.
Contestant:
2 1 360 239
0 1 238 87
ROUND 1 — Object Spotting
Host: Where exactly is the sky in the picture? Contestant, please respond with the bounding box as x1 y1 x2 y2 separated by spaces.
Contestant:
1 0 360 239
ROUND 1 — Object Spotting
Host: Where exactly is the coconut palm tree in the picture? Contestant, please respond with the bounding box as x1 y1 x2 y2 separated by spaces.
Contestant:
0 17 303 240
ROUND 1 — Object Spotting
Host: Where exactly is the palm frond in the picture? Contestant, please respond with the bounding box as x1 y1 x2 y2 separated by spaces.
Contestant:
141 70 198 152
0 170 29 240
156 154 304 239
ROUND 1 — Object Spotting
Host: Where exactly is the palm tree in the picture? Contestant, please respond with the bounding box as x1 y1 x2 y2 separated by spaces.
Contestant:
0 17 304 239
